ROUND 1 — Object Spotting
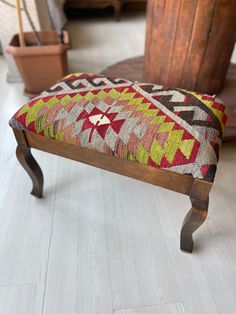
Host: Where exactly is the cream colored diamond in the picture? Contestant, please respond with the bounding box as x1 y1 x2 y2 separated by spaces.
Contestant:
89 114 110 126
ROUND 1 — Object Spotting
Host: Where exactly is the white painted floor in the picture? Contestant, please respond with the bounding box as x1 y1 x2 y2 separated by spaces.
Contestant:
0 12 236 314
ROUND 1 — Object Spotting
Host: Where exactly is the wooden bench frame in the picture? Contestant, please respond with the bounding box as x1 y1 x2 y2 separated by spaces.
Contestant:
13 128 212 253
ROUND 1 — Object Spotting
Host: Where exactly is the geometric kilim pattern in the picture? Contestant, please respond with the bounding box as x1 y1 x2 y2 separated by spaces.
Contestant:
9 73 227 182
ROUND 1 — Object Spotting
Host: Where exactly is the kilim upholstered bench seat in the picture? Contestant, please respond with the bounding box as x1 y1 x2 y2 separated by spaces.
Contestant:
9 73 226 253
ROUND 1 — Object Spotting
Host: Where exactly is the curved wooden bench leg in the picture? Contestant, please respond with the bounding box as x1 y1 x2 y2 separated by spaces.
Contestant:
13 129 44 198
181 197 209 253
181 179 212 253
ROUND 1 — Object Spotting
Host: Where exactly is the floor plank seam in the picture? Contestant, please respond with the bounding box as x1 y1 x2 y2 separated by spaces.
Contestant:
112 300 186 312
0 281 45 288
40 179 57 314
103 176 116 312
151 190 183 299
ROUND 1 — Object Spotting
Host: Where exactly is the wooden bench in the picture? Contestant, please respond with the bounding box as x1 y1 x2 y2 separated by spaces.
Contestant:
9 73 226 253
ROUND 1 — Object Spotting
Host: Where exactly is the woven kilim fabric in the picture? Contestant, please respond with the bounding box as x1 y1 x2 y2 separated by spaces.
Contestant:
10 73 226 182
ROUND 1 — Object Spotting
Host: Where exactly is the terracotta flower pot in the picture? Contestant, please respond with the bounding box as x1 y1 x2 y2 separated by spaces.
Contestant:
5 30 70 97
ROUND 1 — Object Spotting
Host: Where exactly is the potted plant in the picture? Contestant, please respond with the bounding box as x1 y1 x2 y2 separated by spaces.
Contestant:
3 0 70 97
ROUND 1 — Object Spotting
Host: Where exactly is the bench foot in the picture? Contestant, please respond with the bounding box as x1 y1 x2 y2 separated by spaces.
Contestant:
181 195 209 253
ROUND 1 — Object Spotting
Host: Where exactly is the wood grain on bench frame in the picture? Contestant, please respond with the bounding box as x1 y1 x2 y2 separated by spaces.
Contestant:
13 128 212 253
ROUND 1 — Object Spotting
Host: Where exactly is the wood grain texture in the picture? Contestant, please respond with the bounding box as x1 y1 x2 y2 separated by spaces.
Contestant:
165 238 220 314
41 161 113 314
102 175 181 308
114 302 185 314
144 0 236 94
0 283 44 314
0 152 55 285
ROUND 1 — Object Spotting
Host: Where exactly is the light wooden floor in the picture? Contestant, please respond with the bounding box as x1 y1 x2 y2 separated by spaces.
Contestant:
0 13 236 314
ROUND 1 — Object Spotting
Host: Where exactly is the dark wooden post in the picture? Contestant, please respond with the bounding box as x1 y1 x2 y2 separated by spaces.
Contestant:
144 0 236 95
